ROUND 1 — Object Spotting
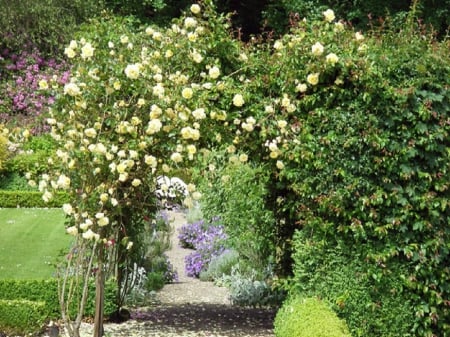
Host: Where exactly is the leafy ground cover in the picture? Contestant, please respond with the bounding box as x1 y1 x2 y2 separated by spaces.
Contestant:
0 208 70 279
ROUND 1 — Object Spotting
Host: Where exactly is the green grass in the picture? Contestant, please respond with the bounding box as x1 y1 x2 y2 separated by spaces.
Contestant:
0 208 71 279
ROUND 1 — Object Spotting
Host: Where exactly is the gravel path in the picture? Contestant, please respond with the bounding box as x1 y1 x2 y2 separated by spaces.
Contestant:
54 210 276 337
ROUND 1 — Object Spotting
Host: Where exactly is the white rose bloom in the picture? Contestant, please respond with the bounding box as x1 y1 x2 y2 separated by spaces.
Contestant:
311 42 324 56
64 83 81 96
96 213 109 227
80 43 94 59
184 17 197 28
192 108 206 120
232 94 245 107
131 179 142 187
208 66 220 79
84 128 97 138
171 152 183 163
145 155 157 167
66 226 78 236
190 4 201 14
62 203 73 215
323 9 335 22
146 119 162 135
326 53 339 65
124 63 140 79
82 229 96 240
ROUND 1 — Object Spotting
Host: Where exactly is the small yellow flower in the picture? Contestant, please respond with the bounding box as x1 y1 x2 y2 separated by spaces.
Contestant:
334 21 345 32
232 94 245 107
67 226 78 236
132 178 142 187
113 81 121 90
277 120 288 129
311 42 324 56
38 79 49 90
171 152 183 163
273 40 284 50
326 53 339 65
165 50 173 58
209 66 220 79
239 154 248 162
182 87 193 99
323 9 335 23
124 63 140 79
307 73 320 86
184 17 197 29
64 47 76 59
84 128 97 138
190 4 201 14
64 83 81 96
146 119 162 135
187 144 197 154
192 108 206 120
355 31 365 41
80 42 94 59
69 40 78 49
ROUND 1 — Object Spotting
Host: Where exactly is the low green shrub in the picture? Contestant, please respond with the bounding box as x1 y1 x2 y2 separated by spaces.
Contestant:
0 299 47 336
6 150 54 176
145 272 166 291
0 190 69 207
0 279 117 318
274 297 351 337
224 265 285 308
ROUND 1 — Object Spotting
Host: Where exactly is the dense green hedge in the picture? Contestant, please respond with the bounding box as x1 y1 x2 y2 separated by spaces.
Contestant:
0 299 47 336
0 279 117 319
274 296 351 337
0 190 69 207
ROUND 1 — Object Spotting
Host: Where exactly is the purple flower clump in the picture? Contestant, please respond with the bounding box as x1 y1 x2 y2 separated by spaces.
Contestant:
178 220 206 249
181 220 228 278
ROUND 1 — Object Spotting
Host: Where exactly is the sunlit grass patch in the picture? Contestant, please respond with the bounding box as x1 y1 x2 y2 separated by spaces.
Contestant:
0 208 71 279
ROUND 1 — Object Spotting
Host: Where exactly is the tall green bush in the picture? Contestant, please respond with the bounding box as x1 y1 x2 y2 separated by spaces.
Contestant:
195 154 276 270
256 12 450 337
291 231 415 336
0 133 8 172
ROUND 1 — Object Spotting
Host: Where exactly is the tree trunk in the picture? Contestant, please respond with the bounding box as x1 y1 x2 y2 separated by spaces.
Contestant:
93 245 105 337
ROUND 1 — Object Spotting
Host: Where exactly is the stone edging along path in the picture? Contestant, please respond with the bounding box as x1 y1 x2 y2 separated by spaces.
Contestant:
50 210 276 337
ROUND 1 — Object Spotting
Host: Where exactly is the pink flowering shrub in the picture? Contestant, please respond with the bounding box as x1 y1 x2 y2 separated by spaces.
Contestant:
0 48 69 133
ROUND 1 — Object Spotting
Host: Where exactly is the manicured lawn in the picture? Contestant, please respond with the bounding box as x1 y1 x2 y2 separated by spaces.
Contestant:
0 208 71 279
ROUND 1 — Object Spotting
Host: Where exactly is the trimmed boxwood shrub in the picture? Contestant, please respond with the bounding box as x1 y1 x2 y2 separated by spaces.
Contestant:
0 299 47 336
0 190 69 207
274 296 351 337
0 279 117 318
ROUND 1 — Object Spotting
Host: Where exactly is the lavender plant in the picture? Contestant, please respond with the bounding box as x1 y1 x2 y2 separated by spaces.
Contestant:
181 219 228 277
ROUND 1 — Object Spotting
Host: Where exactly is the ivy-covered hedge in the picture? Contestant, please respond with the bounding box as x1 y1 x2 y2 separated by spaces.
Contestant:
0 190 69 207
0 299 48 336
274 296 351 337
0 279 117 318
